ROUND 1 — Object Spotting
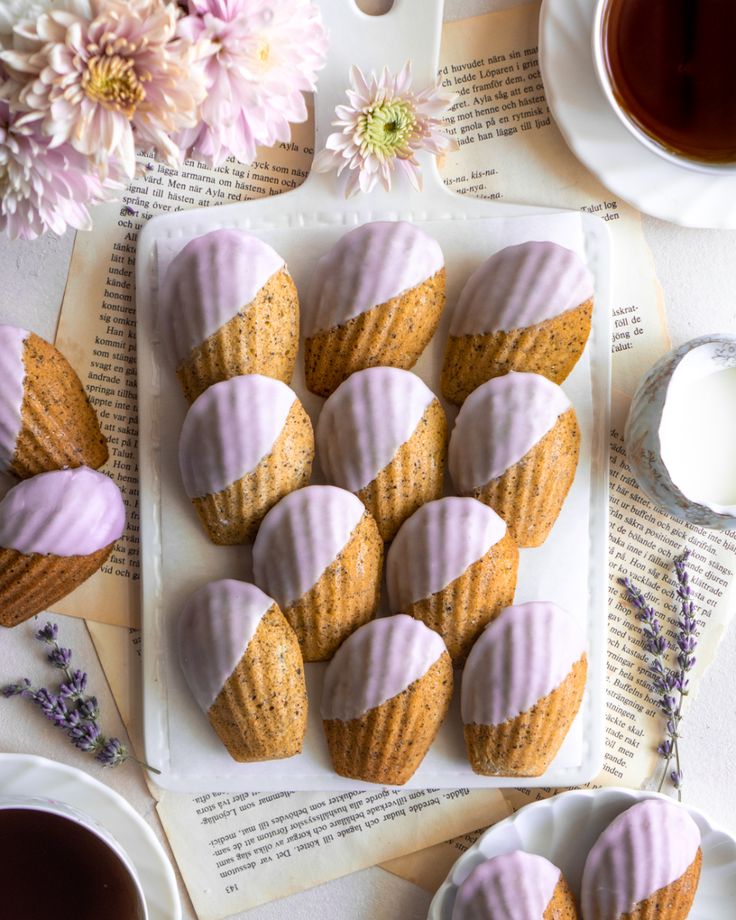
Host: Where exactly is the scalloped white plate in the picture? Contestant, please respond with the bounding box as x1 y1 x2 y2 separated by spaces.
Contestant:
539 0 736 228
428 787 736 919
0 754 181 920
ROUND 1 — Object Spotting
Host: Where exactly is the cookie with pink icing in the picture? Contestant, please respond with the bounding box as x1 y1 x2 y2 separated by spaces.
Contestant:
386 497 518 664
461 601 587 776
179 374 314 544
252 485 382 661
581 798 702 920
452 851 579 920
442 240 594 404
178 579 307 762
0 467 125 628
321 614 452 785
160 229 299 402
304 221 446 397
316 367 447 541
0 324 108 479
448 372 579 547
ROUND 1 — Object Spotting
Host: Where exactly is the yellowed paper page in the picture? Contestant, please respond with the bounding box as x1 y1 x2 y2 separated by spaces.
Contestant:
54 122 314 627
438 2 670 393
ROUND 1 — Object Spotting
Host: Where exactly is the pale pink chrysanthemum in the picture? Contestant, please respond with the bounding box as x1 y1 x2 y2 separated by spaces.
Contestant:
177 0 328 167
313 62 458 198
0 96 121 239
1 0 206 178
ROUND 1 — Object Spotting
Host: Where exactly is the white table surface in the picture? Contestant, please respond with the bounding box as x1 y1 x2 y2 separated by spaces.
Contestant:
1 1 736 917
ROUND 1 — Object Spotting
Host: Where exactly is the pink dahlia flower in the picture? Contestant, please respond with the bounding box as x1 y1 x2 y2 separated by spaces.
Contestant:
313 62 458 198
0 97 120 239
177 0 328 167
1 0 206 178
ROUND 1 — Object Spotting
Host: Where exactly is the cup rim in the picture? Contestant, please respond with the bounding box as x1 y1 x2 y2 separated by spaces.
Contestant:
0 796 149 919
591 0 736 176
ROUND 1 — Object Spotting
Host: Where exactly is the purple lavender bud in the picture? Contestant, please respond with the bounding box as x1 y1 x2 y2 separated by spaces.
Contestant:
59 670 87 699
65 709 82 728
70 721 102 753
78 697 99 721
48 646 73 670
2 678 32 698
35 623 58 643
671 769 683 788
96 738 129 768
657 740 672 757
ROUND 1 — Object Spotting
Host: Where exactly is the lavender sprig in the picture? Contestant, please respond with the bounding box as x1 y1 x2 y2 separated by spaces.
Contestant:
618 549 699 800
3 621 159 775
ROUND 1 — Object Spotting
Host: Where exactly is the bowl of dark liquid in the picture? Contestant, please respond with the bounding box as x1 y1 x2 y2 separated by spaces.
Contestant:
0 799 147 920
593 0 736 172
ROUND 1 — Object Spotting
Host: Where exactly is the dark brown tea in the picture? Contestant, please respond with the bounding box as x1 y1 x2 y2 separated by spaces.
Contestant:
0 808 145 920
602 0 736 163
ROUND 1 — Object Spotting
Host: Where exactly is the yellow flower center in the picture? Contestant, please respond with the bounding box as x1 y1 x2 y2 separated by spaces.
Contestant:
82 53 146 119
360 99 417 159
257 40 271 65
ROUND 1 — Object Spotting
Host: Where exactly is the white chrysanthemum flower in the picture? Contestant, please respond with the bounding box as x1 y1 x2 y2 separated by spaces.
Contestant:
313 62 458 198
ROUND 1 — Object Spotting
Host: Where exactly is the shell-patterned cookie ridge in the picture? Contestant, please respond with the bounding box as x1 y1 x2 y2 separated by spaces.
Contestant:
161 229 286 367
581 798 702 920
451 851 562 920
321 614 447 722
448 371 572 491
386 497 508 610
0 467 125 558
450 240 594 336
317 367 438 493
0 325 29 471
177 579 274 713
252 485 367 608
304 220 444 337
461 601 586 727
179 374 297 498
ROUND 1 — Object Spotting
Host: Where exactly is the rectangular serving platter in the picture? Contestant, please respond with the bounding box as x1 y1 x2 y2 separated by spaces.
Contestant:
135 0 610 792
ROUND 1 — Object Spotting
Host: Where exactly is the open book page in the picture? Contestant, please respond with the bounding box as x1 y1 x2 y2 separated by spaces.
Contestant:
53 122 314 627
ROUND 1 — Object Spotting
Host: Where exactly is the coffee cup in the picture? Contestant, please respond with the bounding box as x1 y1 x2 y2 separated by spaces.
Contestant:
592 0 736 174
0 796 148 920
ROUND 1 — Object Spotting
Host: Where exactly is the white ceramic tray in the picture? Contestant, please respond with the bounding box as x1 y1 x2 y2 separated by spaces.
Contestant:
428 787 736 919
136 0 611 792
0 754 181 920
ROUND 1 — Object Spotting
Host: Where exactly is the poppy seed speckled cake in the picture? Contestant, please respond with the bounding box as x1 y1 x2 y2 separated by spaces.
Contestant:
316 367 447 541
461 602 587 777
321 614 453 785
448 372 579 547
252 485 383 661
179 374 313 544
178 579 307 763
0 324 108 479
452 851 579 920
386 497 518 664
304 221 445 396
0 467 125 628
581 799 702 919
441 240 594 404
160 229 299 402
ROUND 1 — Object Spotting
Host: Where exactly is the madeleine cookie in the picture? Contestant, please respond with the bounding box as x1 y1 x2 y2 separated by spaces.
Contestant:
452 851 579 920
442 240 594 403
321 614 453 785
581 799 702 920
252 485 383 661
0 467 125 628
317 367 447 541
304 221 445 396
386 497 518 664
160 229 299 402
0 325 108 479
461 602 587 777
178 579 307 762
448 372 579 547
179 375 313 544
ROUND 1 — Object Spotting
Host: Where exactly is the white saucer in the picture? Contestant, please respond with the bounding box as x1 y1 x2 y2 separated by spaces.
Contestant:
428 787 736 919
539 0 736 228
0 754 181 920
